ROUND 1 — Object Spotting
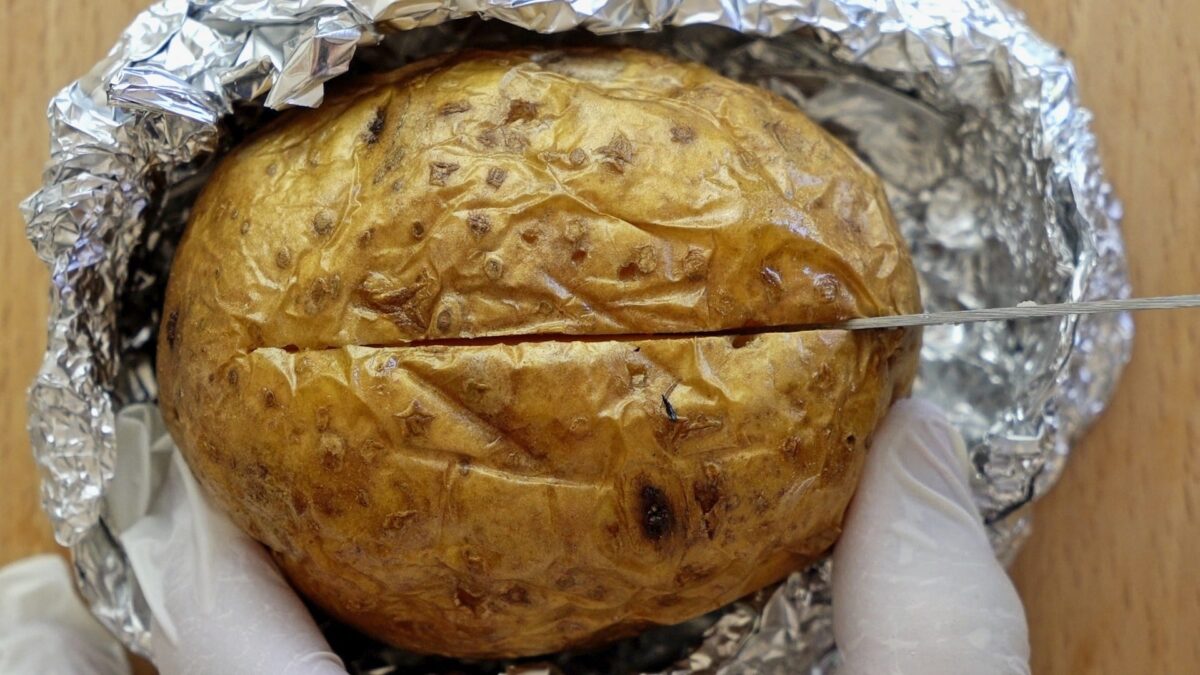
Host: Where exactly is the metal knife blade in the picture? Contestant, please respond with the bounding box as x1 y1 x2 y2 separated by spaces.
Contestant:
829 294 1200 330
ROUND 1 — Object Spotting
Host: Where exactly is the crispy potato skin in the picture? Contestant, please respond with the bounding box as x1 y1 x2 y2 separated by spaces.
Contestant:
157 48 922 658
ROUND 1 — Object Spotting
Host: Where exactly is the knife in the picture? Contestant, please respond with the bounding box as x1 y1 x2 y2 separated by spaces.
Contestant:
830 294 1200 330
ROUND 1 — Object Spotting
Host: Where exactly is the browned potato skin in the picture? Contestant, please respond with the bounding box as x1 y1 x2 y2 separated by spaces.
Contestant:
157 48 922 658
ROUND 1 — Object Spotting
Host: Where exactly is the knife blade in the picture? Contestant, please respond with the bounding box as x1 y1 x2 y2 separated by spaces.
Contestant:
829 294 1200 330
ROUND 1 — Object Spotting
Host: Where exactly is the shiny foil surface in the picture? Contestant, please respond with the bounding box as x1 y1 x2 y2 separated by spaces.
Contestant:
21 0 1131 671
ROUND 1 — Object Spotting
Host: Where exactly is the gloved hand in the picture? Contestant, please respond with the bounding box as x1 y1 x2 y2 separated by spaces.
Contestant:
110 400 1028 675
832 398 1031 674
115 405 347 675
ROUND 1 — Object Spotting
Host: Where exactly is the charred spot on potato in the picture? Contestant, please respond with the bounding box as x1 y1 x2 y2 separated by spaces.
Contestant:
730 333 755 349
571 248 587 264
467 212 492 237
304 275 342 314
486 166 507 188
362 106 386 145
290 490 309 515
312 209 336 237
502 586 531 605
484 257 503 281
357 228 375 248
382 510 416 531
596 132 634 173
670 124 696 144
454 586 486 612
638 484 674 541
262 388 277 408
396 400 434 437
439 100 471 116
165 310 179 350
505 99 540 124
411 221 426 239
429 161 460 186
661 395 678 422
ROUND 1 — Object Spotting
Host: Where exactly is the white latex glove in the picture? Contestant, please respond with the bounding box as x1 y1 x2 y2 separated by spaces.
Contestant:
0 554 129 675
833 398 1031 675
114 405 346 675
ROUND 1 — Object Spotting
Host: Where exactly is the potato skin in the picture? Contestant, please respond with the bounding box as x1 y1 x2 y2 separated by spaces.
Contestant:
157 48 922 658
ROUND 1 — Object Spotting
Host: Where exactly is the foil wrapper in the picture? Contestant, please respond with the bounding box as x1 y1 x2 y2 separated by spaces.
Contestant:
22 0 1132 671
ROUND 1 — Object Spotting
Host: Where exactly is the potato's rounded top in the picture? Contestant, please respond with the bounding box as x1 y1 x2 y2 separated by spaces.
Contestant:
166 47 918 355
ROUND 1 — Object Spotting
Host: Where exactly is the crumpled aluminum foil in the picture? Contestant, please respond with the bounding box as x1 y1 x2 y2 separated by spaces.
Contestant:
22 0 1132 671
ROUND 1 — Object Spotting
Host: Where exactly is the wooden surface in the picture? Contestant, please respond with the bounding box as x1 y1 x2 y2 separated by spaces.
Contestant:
0 1 1196 672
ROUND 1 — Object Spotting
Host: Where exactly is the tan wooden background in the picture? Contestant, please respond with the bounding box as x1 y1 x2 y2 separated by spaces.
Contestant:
2 1 1197 672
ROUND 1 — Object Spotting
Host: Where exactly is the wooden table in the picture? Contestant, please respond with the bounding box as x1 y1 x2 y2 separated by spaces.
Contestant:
2 1 1196 672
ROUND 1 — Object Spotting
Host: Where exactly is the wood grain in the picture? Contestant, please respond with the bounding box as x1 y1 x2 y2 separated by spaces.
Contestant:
0 2 1196 673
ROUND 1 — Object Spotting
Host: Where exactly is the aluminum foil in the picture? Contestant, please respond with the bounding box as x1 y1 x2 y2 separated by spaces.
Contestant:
22 0 1132 671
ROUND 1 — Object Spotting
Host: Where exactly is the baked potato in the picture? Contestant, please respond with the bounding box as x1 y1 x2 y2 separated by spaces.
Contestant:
157 47 922 658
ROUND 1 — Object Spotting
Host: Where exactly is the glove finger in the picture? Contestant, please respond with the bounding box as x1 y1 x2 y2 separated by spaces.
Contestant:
832 398 1030 675
124 452 346 675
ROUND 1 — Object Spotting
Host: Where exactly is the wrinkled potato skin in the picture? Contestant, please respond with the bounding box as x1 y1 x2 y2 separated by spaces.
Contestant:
157 48 922 658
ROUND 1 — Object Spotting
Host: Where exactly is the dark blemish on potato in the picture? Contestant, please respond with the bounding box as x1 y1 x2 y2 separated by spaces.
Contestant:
815 274 841 303
383 510 416 531
312 210 336 236
240 220 251 235
477 128 499 147
439 100 471 116
165 310 179 351
730 334 755 349
397 401 434 437
428 161 460 186
304 275 341 314
484 257 503 281
363 105 386 145
505 99 539 124
639 483 675 541
571 248 587 264
618 262 640 281
670 125 696 144
520 228 540 245
682 248 708 281
265 162 278 177
357 228 375 248
467 212 491 237
290 490 309 515
436 309 452 332
454 586 485 612
355 489 370 507
845 434 857 447
502 586 531 605
458 457 472 476
486 166 507 188
262 388 277 408
568 148 588 167
661 395 678 423
226 368 239 386
411 221 426 239
596 132 634 173
275 247 292 269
